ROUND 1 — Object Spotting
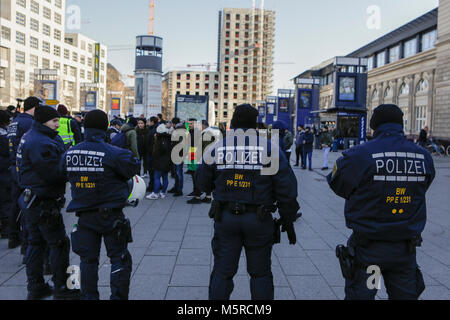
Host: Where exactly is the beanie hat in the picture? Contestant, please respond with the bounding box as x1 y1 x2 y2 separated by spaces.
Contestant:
0 110 10 126
24 96 42 111
370 104 404 130
231 104 258 129
34 105 60 124
128 117 138 128
57 104 68 116
84 110 109 131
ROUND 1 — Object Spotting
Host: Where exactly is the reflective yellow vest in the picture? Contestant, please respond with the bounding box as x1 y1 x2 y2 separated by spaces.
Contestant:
57 117 75 146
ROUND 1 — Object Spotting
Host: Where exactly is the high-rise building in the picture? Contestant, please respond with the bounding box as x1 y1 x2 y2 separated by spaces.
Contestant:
0 0 107 112
217 8 275 125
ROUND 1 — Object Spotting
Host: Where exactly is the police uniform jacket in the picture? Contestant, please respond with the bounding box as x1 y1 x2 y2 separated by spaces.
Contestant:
196 129 299 219
7 113 34 177
0 125 11 185
64 128 140 213
17 122 66 200
328 123 435 242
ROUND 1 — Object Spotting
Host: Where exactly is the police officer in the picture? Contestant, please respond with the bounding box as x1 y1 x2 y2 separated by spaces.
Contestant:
63 110 140 300
328 104 435 300
17 105 79 300
57 104 82 149
0 110 11 238
7 96 40 250
196 104 299 300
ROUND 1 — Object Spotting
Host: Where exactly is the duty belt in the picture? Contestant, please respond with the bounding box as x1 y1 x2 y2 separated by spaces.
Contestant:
222 202 274 215
76 208 123 217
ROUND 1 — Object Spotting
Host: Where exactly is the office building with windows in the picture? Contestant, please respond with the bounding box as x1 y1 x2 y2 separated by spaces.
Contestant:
0 0 107 112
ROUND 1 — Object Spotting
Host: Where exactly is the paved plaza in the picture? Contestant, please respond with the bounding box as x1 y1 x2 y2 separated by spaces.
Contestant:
0 150 449 300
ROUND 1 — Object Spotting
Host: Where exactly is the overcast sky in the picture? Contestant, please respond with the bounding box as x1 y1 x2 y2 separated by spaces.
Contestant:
67 0 439 91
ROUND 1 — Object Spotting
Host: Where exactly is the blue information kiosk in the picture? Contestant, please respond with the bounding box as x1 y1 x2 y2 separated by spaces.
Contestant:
277 89 295 132
295 57 368 150
265 96 277 126
294 78 321 129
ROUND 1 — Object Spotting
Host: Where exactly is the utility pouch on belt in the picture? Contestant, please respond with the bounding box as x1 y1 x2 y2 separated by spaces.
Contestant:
336 245 356 280
113 218 133 245
273 219 281 244
408 235 423 254
257 204 277 222
209 200 223 223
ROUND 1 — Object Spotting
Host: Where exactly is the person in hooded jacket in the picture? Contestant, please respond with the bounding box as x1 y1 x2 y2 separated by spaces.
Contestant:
120 117 140 159
135 118 149 176
146 124 172 200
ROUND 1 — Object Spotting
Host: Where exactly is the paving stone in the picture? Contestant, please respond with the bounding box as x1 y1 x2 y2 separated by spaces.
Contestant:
182 236 212 249
135 256 176 276
146 241 181 256
169 265 210 287
176 248 211 266
130 275 171 300
166 286 209 300
287 276 337 300
278 257 320 276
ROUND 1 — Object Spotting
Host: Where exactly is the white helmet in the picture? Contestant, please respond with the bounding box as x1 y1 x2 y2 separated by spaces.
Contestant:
128 175 147 207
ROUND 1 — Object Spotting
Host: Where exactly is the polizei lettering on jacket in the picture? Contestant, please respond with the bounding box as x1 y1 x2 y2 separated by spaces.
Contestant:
66 150 105 172
372 152 426 182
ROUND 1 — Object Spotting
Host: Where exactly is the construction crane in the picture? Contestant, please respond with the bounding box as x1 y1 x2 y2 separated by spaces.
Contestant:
149 0 155 35
186 63 218 72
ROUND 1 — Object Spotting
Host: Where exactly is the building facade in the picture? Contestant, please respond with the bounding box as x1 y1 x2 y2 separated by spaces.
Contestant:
0 0 107 112
217 8 275 125
295 2 450 141
162 70 220 121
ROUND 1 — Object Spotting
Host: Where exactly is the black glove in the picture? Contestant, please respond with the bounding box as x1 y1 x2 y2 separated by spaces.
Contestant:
281 222 297 245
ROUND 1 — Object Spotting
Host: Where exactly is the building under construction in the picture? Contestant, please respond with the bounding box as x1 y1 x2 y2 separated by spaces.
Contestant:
216 7 275 125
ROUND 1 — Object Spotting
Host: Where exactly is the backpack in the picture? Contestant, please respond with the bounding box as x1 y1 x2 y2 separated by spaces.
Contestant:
111 131 127 149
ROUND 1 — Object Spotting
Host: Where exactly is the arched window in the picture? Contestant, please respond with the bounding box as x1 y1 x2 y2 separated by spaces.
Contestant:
371 89 378 101
399 83 409 96
416 79 429 94
384 87 392 98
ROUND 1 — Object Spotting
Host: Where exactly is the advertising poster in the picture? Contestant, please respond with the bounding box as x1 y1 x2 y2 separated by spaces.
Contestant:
135 78 144 105
111 98 121 117
267 103 275 115
339 76 356 101
279 98 289 113
299 91 312 109
85 91 97 108
35 80 58 101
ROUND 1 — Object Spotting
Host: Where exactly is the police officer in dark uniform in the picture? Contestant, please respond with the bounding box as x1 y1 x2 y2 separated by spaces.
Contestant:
17 105 79 300
63 110 140 300
7 97 40 249
328 104 435 300
196 104 299 300
0 110 11 238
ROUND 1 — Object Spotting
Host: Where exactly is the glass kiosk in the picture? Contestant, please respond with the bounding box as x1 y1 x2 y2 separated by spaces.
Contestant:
312 57 368 150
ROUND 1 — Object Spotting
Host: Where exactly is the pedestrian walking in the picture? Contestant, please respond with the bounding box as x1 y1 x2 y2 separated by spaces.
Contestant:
302 127 314 171
294 126 305 167
320 126 333 170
